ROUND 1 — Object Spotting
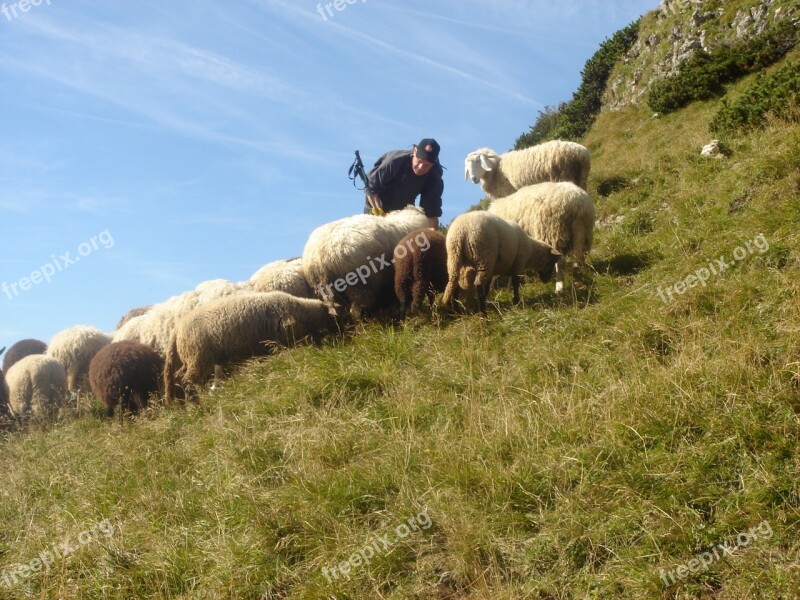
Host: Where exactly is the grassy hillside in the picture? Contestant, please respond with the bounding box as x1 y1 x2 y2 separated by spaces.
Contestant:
3 38 800 600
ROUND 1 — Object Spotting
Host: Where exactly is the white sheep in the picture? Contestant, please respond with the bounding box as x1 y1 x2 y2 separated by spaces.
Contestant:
46 325 112 393
113 279 252 355
4 354 68 422
302 206 430 318
250 257 313 298
487 181 595 294
196 278 252 303
442 211 561 315
164 291 339 403
113 290 200 355
465 140 591 199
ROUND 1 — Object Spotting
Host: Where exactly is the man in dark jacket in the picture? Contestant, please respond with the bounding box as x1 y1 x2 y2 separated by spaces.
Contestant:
365 138 443 229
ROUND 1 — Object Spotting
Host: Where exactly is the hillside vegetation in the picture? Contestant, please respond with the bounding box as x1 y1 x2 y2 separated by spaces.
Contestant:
2 12 800 600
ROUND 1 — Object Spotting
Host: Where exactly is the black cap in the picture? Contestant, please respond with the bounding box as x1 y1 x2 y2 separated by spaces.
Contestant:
415 138 440 163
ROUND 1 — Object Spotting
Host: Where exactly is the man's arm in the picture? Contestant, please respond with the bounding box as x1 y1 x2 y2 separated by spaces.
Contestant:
419 168 444 229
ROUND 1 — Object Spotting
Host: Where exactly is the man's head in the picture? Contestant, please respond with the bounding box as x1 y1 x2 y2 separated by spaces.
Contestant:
412 138 440 176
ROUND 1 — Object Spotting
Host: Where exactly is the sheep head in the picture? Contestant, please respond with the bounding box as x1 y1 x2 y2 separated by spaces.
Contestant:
464 148 500 184
537 248 563 283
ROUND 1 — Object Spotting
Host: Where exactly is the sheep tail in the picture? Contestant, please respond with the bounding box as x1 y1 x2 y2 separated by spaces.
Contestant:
459 266 476 291
164 331 181 405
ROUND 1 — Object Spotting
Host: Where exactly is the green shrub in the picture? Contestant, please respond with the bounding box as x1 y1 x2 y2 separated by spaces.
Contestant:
711 60 800 133
515 20 640 148
514 105 563 148
648 19 799 114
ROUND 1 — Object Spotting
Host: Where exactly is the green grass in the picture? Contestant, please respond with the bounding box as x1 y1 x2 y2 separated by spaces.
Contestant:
3 46 800 600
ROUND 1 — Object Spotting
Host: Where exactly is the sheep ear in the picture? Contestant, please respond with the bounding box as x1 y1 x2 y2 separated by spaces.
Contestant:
479 154 494 172
550 249 562 256
464 164 469 181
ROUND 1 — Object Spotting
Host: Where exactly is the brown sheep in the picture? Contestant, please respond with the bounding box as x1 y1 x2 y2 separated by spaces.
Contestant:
393 228 448 318
89 341 164 417
0 363 8 418
2 338 47 373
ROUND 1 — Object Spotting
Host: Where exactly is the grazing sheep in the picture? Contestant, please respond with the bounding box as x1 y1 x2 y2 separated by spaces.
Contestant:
113 290 200 355
47 326 112 393
89 341 164 417
113 280 253 356
4 354 68 422
487 182 595 294
442 211 561 315
116 306 152 330
393 228 448 318
251 257 313 298
302 206 430 318
465 140 591 199
2 338 47 373
164 291 340 403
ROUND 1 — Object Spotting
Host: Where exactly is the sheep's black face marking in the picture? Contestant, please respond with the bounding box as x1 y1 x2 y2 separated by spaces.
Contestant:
539 263 556 283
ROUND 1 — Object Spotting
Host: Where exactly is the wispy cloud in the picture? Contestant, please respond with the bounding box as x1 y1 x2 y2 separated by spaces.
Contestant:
247 0 542 107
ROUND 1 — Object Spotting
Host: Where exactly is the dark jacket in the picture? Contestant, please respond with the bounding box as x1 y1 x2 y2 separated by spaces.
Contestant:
366 149 443 218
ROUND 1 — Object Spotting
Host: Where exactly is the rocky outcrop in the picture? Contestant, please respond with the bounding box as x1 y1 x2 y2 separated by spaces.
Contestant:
605 0 799 110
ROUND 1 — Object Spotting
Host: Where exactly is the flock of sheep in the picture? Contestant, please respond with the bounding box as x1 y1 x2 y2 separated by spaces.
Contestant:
0 139 595 426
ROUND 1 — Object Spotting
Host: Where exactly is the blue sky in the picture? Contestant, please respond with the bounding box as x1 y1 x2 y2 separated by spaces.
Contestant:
0 0 656 351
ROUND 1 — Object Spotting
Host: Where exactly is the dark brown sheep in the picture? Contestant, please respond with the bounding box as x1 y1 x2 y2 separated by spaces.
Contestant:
89 341 164 417
115 306 152 330
2 339 47 373
393 228 448 319
0 367 8 418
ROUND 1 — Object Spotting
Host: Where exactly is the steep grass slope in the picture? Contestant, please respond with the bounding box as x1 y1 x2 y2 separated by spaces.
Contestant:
2 30 800 600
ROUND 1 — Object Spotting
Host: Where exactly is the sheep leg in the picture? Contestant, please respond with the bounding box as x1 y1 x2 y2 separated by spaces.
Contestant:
210 364 224 391
131 391 145 413
555 257 565 294
397 301 407 321
442 278 459 308
474 272 490 316
511 275 522 305
409 287 421 314
410 274 426 314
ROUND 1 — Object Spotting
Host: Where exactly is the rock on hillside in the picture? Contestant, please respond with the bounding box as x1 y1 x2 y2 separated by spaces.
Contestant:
605 0 800 110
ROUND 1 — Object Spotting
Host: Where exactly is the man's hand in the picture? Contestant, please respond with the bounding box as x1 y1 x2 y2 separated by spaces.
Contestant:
427 217 439 230
367 194 385 216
